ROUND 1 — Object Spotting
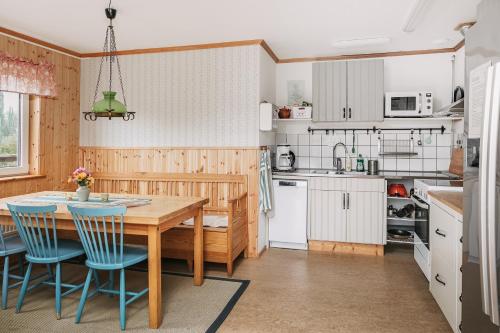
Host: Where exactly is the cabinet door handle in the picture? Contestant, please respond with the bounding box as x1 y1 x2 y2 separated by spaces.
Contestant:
460 236 463 243
435 229 446 237
342 193 346 210
348 107 352 119
435 274 446 286
459 294 463 302
346 193 350 210
343 107 346 119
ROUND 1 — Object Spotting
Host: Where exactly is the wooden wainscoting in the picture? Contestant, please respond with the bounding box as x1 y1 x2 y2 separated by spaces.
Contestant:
79 147 261 257
0 34 80 198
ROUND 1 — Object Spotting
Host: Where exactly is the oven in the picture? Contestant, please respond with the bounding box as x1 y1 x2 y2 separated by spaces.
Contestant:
412 193 430 280
412 194 430 248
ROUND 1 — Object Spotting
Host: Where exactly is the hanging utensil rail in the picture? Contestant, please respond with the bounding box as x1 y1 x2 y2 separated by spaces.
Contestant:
307 125 446 135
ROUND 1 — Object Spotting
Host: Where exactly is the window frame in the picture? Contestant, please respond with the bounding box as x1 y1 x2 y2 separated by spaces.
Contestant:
0 93 29 177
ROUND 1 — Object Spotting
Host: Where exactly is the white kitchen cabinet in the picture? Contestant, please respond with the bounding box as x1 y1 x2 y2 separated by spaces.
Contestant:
312 61 347 122
346 191 385 244
346 60 384 122
308 177 386 245
312 59 384 122
309 189 345 241
429 201 462 333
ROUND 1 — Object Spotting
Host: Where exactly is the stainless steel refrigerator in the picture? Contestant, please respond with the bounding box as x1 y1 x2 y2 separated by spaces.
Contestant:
462 0 500 331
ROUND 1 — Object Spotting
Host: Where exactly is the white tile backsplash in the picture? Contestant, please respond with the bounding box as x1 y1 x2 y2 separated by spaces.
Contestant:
298 145 310 157
437 159 450 171
310 157 321 169
310 146 322 157
274 131 453 172
298 134 309 146
437 146 451 158
423 146 437 158
287 134 298 146
310 134 322 145
424 159 437 171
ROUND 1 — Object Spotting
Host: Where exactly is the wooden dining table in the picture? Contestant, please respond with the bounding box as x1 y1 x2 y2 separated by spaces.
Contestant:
0 191 209 329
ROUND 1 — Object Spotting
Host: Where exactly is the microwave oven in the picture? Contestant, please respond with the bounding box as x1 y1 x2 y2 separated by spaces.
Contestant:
384 92 433 117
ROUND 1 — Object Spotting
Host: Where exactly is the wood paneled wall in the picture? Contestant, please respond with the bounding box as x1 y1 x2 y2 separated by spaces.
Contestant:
0 34 81 198
79 147 261 257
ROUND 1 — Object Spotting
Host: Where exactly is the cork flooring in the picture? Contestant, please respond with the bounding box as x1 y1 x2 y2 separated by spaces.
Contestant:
196 245 452 333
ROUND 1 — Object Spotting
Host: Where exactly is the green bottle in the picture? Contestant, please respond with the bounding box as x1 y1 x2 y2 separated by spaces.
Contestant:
356 154 365 172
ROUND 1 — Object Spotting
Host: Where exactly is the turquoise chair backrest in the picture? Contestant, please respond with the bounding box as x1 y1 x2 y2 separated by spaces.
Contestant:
67 205 127 266
7 203 59 259
0 225 5 252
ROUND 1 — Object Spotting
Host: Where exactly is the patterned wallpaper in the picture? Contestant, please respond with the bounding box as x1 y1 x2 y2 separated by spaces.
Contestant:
80 45 261 147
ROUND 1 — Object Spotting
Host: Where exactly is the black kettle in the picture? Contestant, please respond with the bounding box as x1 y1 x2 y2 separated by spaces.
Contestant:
454 86 464 102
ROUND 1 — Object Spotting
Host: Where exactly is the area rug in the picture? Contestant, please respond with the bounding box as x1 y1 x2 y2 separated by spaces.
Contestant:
0 264 249 333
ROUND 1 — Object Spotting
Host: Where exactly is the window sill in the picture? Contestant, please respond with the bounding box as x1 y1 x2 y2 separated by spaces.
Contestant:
0 174 46 183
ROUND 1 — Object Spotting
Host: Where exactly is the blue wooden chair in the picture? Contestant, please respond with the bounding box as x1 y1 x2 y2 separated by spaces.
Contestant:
7 203 86 319
0 225 26 310
67 205 148 331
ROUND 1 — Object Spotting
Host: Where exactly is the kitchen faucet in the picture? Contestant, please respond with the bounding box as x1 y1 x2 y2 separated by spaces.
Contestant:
332 142 348 172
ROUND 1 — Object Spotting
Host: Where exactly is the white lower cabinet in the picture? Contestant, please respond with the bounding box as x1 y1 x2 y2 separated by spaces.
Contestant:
429 201 462 333
308 177 386 245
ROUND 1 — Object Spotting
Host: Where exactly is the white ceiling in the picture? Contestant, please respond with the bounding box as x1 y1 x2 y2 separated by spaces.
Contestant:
0 0 479 59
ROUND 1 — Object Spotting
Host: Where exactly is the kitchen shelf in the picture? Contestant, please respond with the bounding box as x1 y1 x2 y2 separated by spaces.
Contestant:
387 230 415 245
387 196 413 201
276 118 312 121
387 216 426 222
387 236 414 245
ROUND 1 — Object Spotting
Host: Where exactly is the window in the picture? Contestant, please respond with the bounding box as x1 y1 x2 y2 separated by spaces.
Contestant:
0 91 29 176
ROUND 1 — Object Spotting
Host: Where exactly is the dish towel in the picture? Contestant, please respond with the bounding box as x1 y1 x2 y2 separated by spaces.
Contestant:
259 150 273 213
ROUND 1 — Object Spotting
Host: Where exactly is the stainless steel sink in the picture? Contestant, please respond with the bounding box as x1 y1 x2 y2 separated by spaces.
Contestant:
309 169 367 176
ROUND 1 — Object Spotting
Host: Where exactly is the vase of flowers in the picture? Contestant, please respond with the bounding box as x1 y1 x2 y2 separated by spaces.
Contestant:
68 167 94 202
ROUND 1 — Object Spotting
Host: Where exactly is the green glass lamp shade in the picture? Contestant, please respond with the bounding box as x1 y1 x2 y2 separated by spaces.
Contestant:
92 91 127 114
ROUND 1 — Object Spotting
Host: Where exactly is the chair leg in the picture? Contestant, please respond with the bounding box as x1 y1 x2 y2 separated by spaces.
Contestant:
226 261 233 277
75 269 93 324
46 264 53 281
16 262 32 313
55 262 61 319
93 270 101 291
18 253 24 276
108 270 114 298
119 269 126 331
2 256 9 309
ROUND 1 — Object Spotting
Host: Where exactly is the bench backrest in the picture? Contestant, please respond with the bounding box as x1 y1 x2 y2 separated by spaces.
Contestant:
91 172 248 211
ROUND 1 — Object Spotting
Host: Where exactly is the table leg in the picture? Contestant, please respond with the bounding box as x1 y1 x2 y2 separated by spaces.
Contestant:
194 207 204 286
147 225 162 329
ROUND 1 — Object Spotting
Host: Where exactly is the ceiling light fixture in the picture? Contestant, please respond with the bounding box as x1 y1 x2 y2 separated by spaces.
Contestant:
332 37 391 48
402 0 432 33
84 0 135 121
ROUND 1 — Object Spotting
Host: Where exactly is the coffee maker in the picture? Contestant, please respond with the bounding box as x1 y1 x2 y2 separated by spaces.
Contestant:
276 145 296 171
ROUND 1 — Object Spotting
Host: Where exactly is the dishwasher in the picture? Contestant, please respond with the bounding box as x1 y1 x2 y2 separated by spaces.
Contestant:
269 179 308 250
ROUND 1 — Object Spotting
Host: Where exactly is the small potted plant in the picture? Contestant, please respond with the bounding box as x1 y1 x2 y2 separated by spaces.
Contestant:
68 167 94 202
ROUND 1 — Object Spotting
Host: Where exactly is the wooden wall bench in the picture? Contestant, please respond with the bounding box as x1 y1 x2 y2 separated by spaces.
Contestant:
92 172 248 276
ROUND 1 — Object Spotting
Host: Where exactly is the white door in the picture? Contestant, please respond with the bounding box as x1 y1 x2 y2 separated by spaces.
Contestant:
269 179 308 249
346 191 385 244
309 189 346 241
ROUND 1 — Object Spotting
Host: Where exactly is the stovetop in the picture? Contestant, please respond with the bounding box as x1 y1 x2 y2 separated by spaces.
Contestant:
416 179 464 188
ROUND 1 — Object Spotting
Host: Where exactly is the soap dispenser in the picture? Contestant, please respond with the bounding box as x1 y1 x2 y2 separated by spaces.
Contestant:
356 154 365 172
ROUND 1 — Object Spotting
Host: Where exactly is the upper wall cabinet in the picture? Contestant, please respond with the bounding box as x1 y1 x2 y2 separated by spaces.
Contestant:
312 59 384 122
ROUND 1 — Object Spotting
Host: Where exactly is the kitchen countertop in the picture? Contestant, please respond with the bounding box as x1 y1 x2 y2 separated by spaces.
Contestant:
428 191 463 216
272 169 461 180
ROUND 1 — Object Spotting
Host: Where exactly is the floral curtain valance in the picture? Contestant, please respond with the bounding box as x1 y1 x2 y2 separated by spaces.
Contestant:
0 53 57 97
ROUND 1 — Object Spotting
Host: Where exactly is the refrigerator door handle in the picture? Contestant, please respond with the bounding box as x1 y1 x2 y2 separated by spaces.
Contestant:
486 64 500 325
480 65 495 317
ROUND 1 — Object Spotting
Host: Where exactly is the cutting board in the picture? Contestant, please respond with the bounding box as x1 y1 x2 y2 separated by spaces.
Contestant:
449 148 463 176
